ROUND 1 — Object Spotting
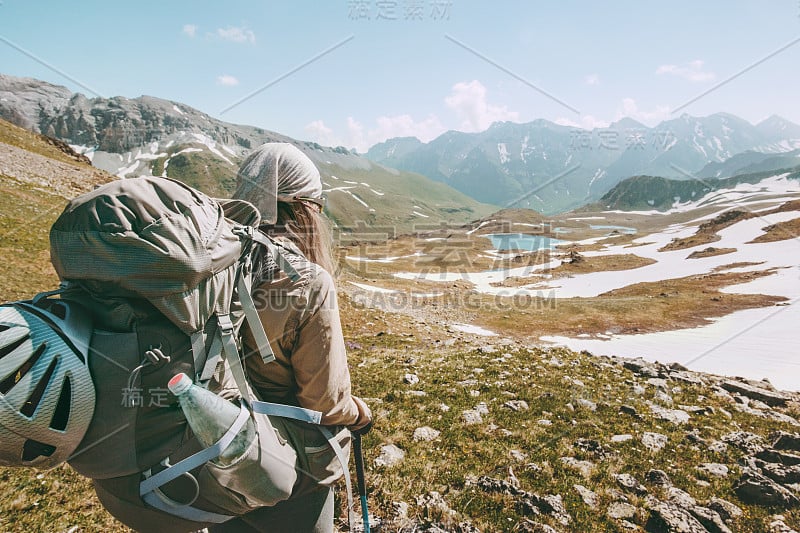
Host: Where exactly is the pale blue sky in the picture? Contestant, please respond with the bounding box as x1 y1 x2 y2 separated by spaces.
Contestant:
1 1 799 152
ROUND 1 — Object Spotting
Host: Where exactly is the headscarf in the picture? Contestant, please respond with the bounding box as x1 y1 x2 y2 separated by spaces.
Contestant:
233 143 322 224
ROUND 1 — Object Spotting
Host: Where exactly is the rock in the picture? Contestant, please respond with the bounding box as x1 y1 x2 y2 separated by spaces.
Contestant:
697 463 730 478
413 426 441 442
510 450 528 462
721 431 766 455
649 404 691 424
642 432 668 452
577 398 597 411
516 521 558 533
517 493 572 526
707 441 728 454
734 468 800 507
574 484 599 508
769 516 799 533
647 377 669 389
477 475 520 496
537 419 552 426
654 390 674 405
759 461 800 485
560 457 596 478
615 473 648 495
403 373 420 385
575 438 612 457
612 434 634 443
720 380 791 407
620 405 639 417
706 497 743 523
623 358 661 378
633 385 647 396
474 402 489 415
645 469 672 487
504 400 529 411
688 505 732 533
667 487 697 509
462 410 483 425
645 500 708 533
416 491 457 522
607 502 638 520
757 449 800 466
375 444 405 468
774 432 800 452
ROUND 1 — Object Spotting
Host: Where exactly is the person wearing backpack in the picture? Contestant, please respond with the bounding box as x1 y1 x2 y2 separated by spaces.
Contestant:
208 143 373 533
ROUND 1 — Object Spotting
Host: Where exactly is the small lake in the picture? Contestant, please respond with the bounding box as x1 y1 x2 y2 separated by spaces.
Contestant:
590 224 637 234
484 233 567 251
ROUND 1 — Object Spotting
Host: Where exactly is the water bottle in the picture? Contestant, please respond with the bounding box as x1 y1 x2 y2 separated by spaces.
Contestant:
167 373 256 467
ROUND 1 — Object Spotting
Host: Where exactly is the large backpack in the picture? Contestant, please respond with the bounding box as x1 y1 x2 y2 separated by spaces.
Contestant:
39 176 353 530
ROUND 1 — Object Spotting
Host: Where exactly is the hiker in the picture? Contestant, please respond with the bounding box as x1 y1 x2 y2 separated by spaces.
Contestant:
209 143 372 533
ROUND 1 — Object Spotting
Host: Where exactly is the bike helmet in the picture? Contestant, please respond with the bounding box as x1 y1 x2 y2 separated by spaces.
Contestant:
0 299 95 469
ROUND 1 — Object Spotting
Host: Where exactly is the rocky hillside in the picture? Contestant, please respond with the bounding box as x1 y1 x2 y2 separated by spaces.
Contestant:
592 168 800 212
366 114 800 214
0 74 496 232
1 129 799 532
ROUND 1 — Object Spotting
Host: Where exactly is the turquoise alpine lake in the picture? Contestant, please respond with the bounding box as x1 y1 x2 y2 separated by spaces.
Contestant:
484 233 567 251
590 225 637 234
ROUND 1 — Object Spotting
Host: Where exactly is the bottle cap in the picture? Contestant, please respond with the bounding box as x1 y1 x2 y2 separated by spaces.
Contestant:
167 373 193 395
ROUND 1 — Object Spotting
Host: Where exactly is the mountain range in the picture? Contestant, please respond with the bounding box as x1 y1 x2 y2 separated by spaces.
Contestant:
3 73 800 220
366 114 800 214
0 74 494 232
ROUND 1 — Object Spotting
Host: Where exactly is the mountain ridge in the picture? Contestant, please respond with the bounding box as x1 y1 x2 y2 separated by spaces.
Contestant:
0 74 496 232
366 113 800 214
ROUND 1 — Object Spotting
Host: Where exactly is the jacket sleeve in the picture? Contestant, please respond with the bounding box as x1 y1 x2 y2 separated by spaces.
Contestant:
290 267 371 430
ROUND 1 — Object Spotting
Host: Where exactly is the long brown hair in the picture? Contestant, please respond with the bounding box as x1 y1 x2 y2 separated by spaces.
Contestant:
266 200 335 276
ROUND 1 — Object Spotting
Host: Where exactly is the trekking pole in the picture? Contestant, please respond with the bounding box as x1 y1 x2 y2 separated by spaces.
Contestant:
352 433 370 533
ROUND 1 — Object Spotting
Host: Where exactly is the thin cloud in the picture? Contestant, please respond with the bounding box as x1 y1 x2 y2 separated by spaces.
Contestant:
216 26 256 44
216 74 240 86
182 24 197 38
584 74 600 86
656 60 716 82
444 80 519 132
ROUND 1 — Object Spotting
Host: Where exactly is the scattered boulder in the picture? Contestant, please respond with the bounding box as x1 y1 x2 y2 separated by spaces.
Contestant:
697 463 730 478
720 380 791 407
706 497 743 523
645 500 708 533
773 432 800 452
758 461 800 485
560 457 595 478
375 444 406 468
504 400 529 411
649 404 691 425
413 426 441 442
642 432 668 452
623 358 661 378
607 501 638 520
688 505 732 533
667 487 697 509
645 469 672 487
734 468 800 508
517 493 572 527
612 434 634 443
721 431 766 455
573 484 598 508
615 473 648 495
577 398 597 411
757 449 800 466
574 438 612 458
403 373 420 385
462 410 483 425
